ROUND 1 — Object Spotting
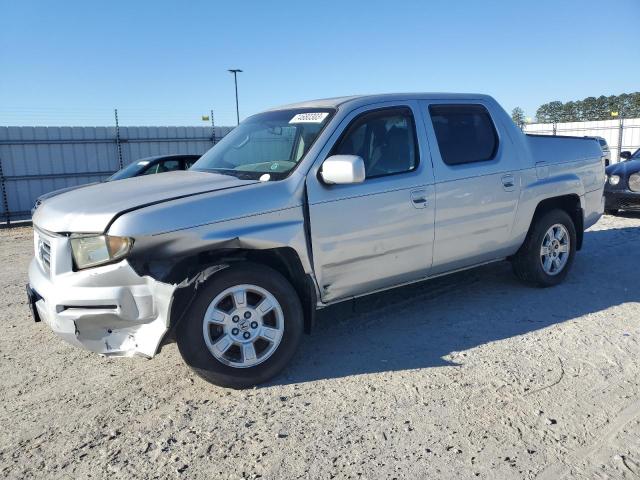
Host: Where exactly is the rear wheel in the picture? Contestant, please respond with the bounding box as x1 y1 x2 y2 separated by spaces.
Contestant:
177 263 303 388
605 209 619 216
512 209 577 287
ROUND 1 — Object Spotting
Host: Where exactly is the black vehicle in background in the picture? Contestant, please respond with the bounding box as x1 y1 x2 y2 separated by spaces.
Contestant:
604 149 640 215
33 154 201 212
108 154 200 180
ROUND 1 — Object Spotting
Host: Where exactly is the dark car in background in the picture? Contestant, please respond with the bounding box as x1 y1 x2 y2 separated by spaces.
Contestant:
33 154 201 212
108 154 200 180
604 149 640 214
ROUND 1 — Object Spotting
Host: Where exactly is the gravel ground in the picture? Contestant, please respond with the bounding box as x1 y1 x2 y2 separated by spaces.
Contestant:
1 214 640 480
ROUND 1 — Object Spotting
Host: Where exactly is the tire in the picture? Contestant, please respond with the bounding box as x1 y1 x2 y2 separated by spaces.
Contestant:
511 209 577 288
176 263 303 389
605 209 619 216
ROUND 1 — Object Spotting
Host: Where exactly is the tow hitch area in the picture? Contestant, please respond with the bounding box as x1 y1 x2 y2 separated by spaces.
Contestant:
25 284 42 323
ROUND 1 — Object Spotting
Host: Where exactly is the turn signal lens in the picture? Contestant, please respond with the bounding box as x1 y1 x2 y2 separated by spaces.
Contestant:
609 175 621 186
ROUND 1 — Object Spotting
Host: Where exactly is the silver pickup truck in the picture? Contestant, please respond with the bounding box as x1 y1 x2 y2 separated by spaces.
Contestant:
28 93 605 388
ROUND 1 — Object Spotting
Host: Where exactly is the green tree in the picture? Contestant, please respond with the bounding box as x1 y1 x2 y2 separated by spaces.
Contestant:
533 92 640 122
630 92 640 117
511 107 525 127
607 95 619 118
595 96 609 120
547 101 564 123
581 97 597 120
536 104 551 123
618 93 631 117
560 101 579 122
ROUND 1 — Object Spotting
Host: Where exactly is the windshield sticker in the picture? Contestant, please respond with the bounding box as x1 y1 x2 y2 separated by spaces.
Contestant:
289 112 329 124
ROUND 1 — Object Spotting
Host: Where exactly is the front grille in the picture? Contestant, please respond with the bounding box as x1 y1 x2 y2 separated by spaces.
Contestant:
38 237 51 273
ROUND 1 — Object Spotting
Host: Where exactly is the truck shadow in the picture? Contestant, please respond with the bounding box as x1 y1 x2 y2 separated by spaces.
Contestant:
273 223 640 386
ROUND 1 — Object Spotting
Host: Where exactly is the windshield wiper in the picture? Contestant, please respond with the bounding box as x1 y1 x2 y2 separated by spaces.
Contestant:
196 168 239 176
195 168 260 180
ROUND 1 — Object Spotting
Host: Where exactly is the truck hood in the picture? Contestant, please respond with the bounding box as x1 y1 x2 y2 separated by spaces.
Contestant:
32 170 258 233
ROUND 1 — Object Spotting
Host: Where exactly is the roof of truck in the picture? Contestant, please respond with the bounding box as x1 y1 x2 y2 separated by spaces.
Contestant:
268 93 494 111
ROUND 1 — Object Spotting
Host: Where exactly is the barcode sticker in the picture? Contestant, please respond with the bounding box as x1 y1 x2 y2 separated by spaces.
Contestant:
289 112 329 124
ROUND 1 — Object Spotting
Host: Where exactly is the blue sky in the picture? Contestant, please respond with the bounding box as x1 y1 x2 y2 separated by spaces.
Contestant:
1 0 639 126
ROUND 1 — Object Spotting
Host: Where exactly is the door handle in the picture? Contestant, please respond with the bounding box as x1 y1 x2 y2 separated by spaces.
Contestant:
410 189 428 208
501 174 515 191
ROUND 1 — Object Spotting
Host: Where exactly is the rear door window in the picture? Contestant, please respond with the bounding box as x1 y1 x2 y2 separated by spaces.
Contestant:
429 104 498 166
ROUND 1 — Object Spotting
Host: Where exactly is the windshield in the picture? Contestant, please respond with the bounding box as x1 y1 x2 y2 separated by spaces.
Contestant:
108 160 148 180
631 148 640 160
192 108 334 180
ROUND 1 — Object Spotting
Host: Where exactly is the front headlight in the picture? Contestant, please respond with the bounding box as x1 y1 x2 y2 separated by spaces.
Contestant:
609 175 621 186
70 234 133 270
630 173 640 192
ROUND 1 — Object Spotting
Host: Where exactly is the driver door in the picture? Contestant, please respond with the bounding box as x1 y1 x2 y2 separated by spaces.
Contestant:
306 103 435 302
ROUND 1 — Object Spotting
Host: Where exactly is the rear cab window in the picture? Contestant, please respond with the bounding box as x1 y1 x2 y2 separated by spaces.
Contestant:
428 104 498 166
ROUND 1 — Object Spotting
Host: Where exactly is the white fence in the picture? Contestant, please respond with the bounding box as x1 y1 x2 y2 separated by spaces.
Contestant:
523 118 640 163
0 125 232 224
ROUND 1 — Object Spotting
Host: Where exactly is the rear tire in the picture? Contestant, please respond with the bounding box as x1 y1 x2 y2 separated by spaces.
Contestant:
512 209 577 287
605 209 619 216
176 263 303 389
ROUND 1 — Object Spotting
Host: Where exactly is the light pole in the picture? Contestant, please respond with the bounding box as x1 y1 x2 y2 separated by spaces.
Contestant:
228 69 242 125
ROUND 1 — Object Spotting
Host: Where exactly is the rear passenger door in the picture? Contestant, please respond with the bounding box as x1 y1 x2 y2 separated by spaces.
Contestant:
421 101 521 274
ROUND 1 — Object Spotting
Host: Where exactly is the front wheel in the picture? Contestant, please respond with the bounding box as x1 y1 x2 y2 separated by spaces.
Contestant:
511 209 577 287
176 263 303 388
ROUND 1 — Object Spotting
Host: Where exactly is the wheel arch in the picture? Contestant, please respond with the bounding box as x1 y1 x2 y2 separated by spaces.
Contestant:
528 194 584 250
160 247 318 349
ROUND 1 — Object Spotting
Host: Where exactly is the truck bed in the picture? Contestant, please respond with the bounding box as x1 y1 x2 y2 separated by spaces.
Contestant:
525 134 602 166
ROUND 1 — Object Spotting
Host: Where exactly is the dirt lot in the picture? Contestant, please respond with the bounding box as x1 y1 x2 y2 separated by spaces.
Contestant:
1 214 639 479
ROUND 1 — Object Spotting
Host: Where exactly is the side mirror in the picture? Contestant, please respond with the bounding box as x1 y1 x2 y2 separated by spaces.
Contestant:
620 151 632 160
320 155 366 185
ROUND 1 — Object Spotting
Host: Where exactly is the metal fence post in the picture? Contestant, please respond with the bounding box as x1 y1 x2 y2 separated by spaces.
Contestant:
0 156 9 226
114 108 124 169
552 122 557 136
617 117 624 162
210 109 216 145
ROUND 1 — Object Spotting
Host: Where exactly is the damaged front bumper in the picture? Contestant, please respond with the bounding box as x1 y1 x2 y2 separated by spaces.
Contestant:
27 250 176 358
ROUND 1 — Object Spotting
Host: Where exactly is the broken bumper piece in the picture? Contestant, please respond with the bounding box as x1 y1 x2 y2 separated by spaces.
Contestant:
27 258 176 358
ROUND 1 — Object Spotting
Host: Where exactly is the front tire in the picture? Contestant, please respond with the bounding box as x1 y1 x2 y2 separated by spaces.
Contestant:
512 209 577 287
176 263 303 389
